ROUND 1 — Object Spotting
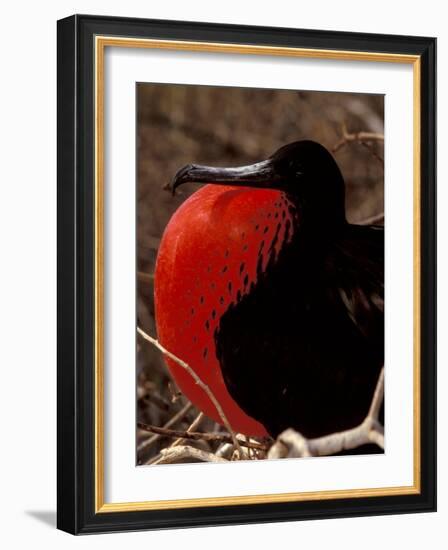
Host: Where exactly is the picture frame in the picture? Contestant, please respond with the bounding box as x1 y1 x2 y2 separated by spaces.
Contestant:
57 14 436 534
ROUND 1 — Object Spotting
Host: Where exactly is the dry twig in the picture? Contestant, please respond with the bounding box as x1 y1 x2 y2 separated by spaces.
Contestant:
170 411 205 447
137 422 269 451
151 445 229 465
137 326 243 458
358 140 384 166
332 124 384 168
357 212 384 226
137 271 154 285
332 124 384 154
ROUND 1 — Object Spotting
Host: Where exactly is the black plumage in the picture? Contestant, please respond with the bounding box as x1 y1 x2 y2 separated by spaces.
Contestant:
172 141 384 439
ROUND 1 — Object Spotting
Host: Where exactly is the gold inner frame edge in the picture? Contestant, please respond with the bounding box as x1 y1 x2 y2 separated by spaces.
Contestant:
94 35 421 513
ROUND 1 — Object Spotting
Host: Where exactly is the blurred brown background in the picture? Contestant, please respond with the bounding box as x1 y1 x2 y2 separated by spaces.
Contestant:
136 83 384 464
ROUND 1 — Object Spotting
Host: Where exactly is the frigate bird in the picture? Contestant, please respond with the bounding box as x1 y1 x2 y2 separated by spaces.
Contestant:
154 141 384 438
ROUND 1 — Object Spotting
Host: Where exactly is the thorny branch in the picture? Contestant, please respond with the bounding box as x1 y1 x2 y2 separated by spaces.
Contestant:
137 326 243 458
332 124 384 162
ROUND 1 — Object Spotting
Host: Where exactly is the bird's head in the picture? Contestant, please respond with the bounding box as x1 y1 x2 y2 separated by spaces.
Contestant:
170 140 346 226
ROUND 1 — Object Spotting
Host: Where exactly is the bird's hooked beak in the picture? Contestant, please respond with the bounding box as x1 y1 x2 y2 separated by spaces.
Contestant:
170 159 283 195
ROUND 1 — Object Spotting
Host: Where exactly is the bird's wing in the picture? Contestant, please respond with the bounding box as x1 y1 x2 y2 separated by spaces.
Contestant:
328 224 384 340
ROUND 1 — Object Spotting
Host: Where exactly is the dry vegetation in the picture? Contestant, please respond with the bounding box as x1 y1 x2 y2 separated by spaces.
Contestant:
136 84 384 465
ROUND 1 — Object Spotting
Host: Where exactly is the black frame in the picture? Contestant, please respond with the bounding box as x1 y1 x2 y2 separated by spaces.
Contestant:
57 14 436 534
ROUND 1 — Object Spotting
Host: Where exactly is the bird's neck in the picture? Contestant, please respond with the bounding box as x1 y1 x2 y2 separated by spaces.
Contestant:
288 196 347 232
284 172 347 229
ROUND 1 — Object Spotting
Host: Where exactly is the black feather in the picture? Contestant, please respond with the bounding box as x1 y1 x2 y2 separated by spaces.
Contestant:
215 222 384 439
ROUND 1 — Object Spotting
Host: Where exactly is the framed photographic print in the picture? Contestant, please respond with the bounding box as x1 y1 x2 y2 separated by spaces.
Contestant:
57 14 436 534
